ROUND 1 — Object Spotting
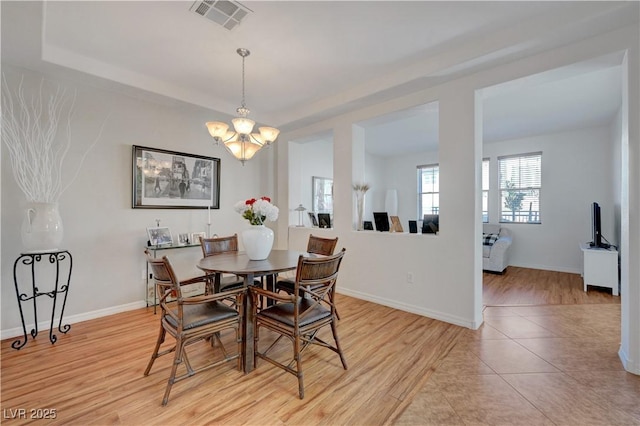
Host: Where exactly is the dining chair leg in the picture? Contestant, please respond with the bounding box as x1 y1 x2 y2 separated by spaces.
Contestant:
144 324 165 376
294 334 304 399
331 320 348 370
162 339 184 406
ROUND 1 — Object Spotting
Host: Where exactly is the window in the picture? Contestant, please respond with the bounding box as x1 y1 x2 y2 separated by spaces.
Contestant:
499 152 541 223
482 159 489 223
418 164 439 216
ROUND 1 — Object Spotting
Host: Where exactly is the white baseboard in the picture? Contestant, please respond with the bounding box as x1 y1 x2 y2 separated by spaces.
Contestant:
337 288 477 329
619 347 640 375
509 262 581 275
1 300 147 341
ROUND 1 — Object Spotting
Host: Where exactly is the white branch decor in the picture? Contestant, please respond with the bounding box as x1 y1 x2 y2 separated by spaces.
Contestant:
353 183 370 193
1 74 107 203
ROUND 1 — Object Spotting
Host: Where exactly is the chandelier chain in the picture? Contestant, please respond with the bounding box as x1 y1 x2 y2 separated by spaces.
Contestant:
241 53 246 109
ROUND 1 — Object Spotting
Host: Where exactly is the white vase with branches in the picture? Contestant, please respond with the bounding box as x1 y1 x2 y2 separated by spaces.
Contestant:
1 74 106 251
353 183 370 231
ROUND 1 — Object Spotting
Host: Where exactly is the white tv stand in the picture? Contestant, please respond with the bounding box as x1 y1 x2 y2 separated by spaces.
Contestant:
579 242 619 296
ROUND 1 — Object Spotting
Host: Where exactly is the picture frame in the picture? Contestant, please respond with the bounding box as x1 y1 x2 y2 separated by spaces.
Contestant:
308 212 319 227
147 227 173 246
373 212 390 232
190 232 206 244
317 213 332 229
312 176 333 214
178 233 190 245
132 145 220 209
363 221 374 230
390 216 403 233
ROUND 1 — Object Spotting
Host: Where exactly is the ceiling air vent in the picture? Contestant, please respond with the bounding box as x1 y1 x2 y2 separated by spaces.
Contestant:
190 0 252 31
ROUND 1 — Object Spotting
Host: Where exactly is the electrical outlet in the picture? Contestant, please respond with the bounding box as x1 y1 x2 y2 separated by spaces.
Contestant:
406 272 414 284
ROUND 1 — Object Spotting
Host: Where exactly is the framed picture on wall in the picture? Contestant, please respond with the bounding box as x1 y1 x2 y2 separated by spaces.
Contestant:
132 145 220 209
312 176 333 214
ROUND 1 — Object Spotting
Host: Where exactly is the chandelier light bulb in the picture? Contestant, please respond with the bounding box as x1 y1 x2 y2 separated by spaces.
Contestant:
206 121 229 143
232 117 255 135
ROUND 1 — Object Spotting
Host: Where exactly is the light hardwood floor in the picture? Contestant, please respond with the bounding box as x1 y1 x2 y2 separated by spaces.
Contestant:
483 266 621 306
0 294 462 425
1 268 637 425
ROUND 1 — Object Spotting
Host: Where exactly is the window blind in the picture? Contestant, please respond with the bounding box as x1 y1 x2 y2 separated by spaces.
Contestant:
498 152 541 223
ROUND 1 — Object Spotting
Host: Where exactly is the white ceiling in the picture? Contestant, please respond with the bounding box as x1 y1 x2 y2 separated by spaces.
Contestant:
1 1 637 155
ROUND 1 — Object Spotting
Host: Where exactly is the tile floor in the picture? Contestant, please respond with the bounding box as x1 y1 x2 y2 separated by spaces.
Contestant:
396 304 640 425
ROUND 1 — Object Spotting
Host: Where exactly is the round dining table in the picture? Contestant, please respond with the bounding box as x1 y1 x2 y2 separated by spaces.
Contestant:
197 249 308 372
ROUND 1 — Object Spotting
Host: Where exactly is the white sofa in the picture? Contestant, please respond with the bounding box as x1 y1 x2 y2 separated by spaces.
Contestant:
482 224 512 273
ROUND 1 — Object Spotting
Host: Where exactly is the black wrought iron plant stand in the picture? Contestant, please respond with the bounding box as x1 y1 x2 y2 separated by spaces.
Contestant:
12 250 72 350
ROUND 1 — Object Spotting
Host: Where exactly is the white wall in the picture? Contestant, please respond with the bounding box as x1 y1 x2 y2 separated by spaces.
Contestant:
363 151 385 223
353 124 616 274
484 126 617 273
277 25 639 350
1 66 272 335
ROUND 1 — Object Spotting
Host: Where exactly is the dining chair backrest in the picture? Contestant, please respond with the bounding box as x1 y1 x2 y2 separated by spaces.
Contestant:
201 234 238 257
294 248 346 316
307 234 338 256
144 249 184 315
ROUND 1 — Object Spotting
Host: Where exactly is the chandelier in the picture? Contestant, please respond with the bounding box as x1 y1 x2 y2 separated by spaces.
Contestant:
206 48 279 165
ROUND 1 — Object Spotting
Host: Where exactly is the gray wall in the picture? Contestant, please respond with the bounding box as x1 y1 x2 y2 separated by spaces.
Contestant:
1 66 273 334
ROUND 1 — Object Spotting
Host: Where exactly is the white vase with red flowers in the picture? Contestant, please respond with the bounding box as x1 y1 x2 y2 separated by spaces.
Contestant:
234 196 279 260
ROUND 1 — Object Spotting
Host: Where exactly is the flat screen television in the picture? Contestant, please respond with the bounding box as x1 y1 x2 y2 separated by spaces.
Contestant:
422 214 439 234
590 202 602 248
589 202 610 248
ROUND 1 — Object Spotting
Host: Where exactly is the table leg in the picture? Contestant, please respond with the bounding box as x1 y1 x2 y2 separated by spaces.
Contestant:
265 274 277 306
243 272 256 373
214 272 222 293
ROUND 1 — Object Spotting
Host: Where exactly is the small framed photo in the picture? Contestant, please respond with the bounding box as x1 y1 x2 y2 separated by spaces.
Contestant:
390 216 403 233
190 232 206 244
317 213 331 229
178 233 190 245
308 212 319 227
147 227 173 246
373 212 390 232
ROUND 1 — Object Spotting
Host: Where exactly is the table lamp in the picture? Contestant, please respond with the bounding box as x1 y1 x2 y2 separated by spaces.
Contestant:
295 204 307 227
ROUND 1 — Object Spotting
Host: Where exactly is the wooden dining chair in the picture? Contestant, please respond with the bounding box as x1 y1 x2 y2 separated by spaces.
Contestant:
276 235 340 317
143 250 244 406
200 234 246 294
249 249 347 399
275 234 338 294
